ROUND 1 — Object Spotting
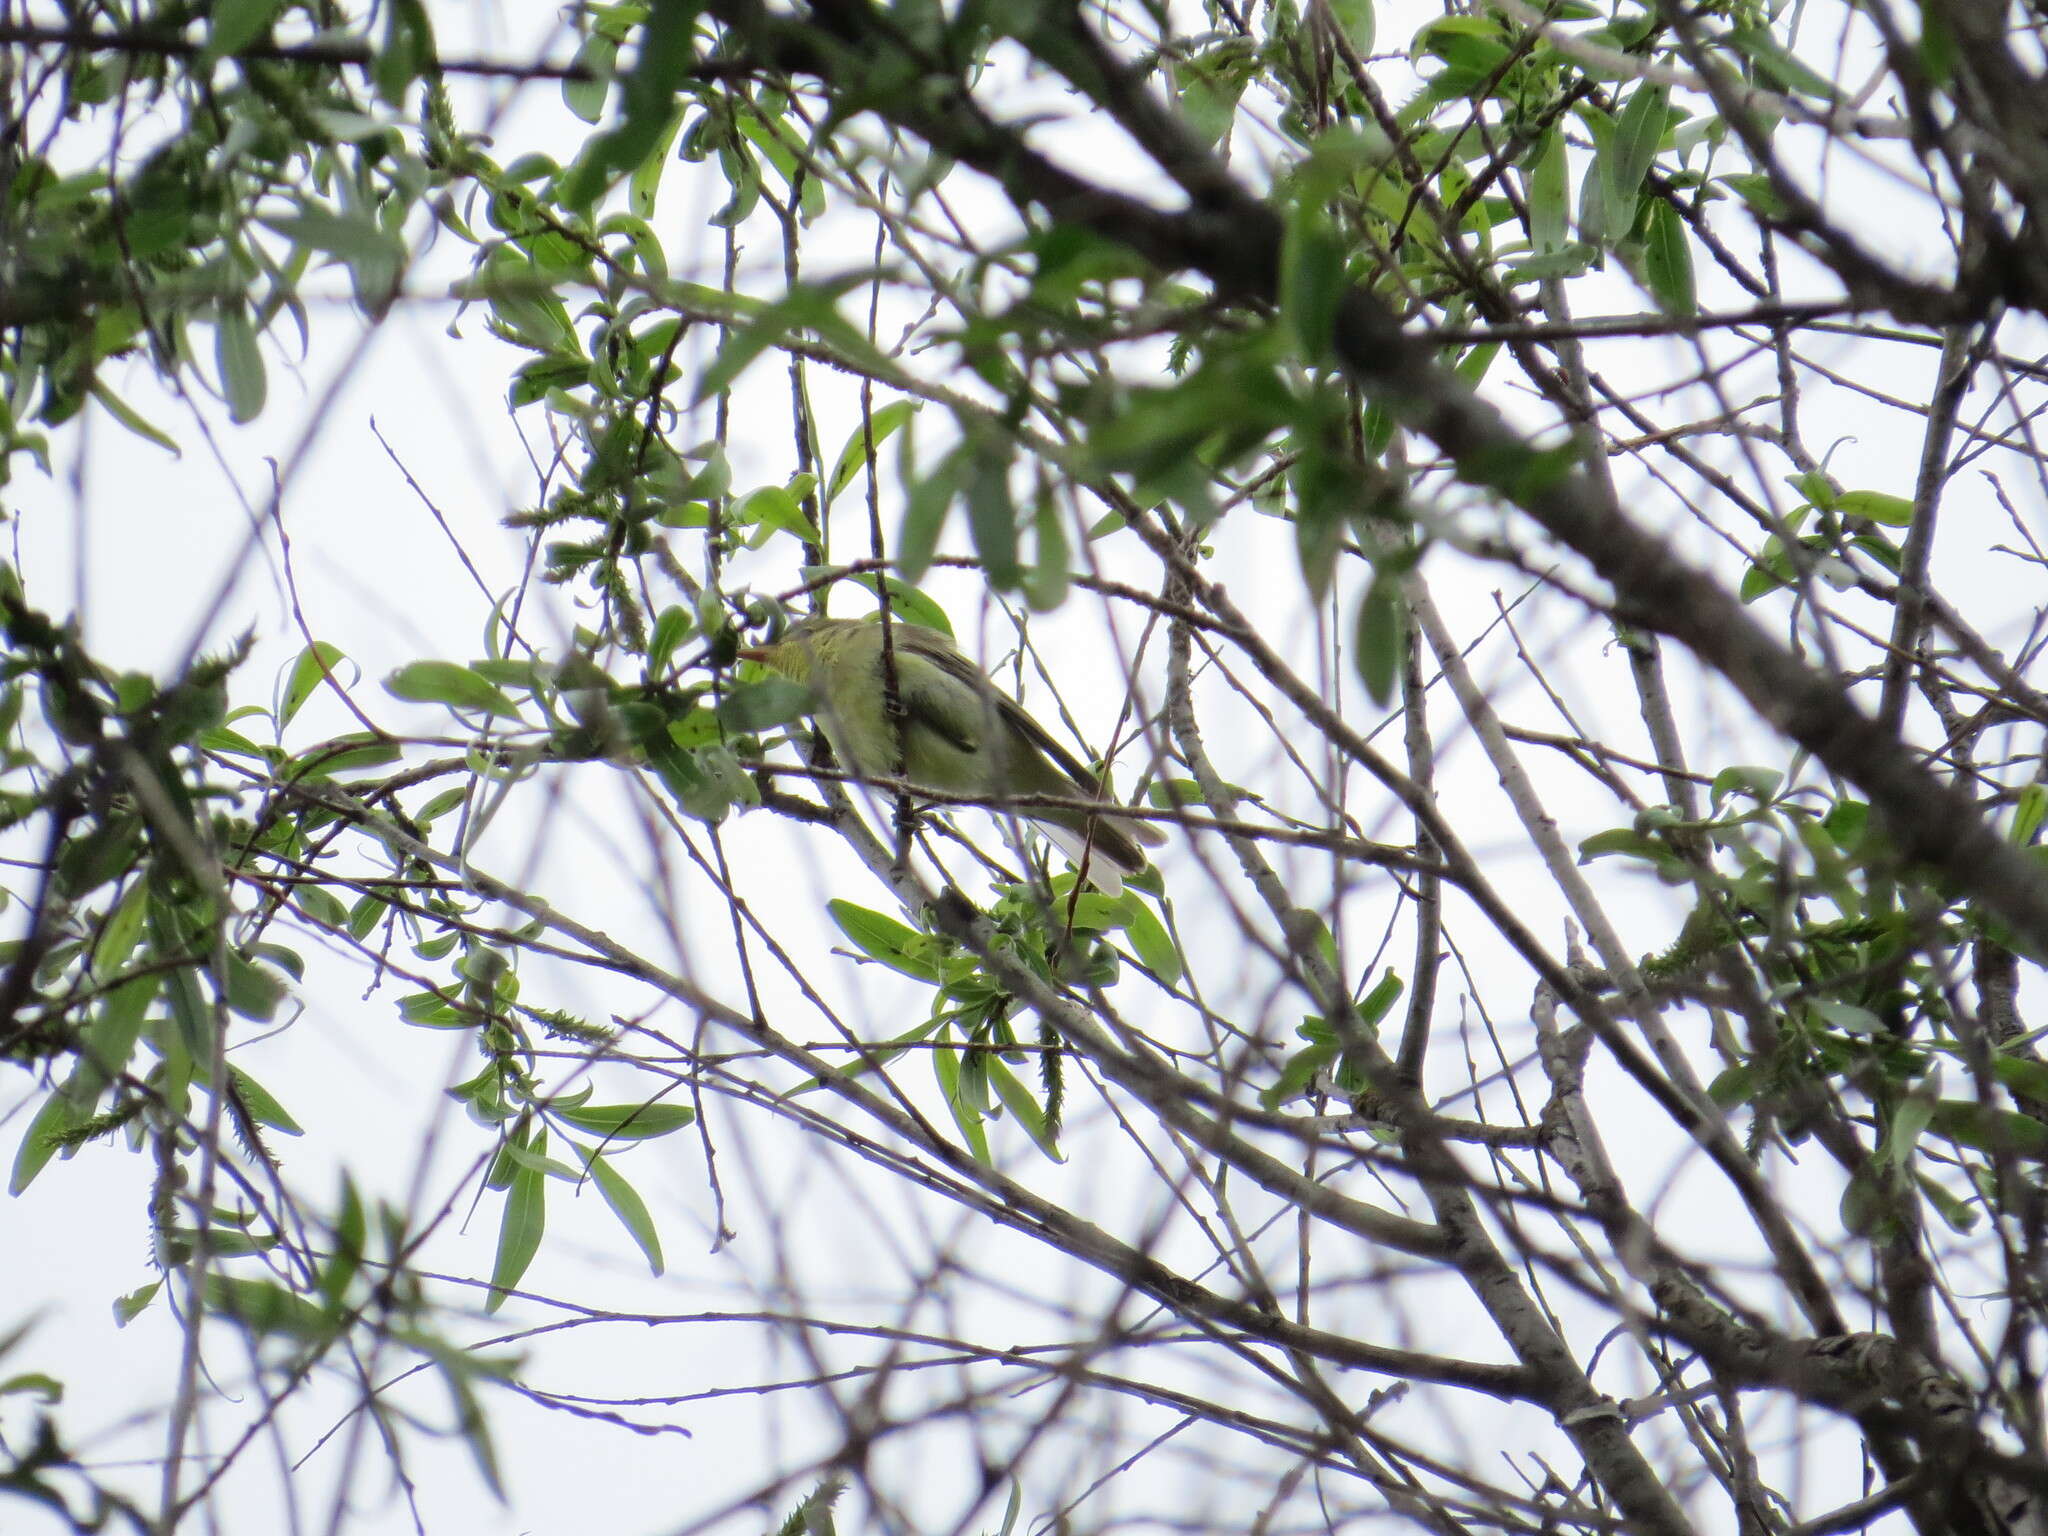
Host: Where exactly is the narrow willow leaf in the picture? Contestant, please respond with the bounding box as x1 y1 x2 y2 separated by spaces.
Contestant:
384 661 523 720
559 1 702 208
215 304 267 424
1609 83 1669 214
1641 199 1696 316
1280 214 1345 362
896 447 959 584
932 1040 992 1164
1834 489 1916 526
827 900 941 982
2012 784 2048 846
88 382 180 455
580 1149 664 1275
1022 491 1069 612
1353 570 1404 707
966 447 1021 589
827 399 919 503
203 0 281 61
554 1102 696 1141
987 1057 1064 1162
1527 126 1567 253
486 1133 548 1312
282 641 346 726
9 1094 82 1195
563 31 617 124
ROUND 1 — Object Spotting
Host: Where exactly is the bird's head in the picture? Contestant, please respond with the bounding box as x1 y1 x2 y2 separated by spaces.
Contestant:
738 615 858 683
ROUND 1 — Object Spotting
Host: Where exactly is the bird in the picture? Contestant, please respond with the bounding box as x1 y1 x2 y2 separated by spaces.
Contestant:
741 614 1165 893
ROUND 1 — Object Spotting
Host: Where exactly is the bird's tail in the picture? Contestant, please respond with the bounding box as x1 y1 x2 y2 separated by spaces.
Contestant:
1036 810 1164 895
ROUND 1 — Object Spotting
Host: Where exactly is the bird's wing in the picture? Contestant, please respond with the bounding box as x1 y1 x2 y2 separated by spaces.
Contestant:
891 647 985 758
899 634 1165 868
995 691 1104 794
901 641 1105 790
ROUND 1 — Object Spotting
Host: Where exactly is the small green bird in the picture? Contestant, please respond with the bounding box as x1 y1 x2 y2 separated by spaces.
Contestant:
742 615 1165 892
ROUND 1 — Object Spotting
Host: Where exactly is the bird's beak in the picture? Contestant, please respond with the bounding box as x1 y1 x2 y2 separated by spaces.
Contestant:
736 645 768 663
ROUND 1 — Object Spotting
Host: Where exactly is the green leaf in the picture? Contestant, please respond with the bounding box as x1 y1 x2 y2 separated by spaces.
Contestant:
227 1066 303 1135
88 381 180 455
1917 0 1956 84
1710 765 1782 806
10 1093 83 1195
1707 1062 1757 1109
1353 570 1404 708
0 1373 61 1405
1503 245 1598 285
933 1041 992 1163
206 1276 335 1343
560 3 703 207
1577 826 1689 881
692 275 880 403
629 105 688 220
1261 1033 1338 1110
1358 968 1405 1027
1117 893 1181 984
1992 1051 2048 1106
1835 489 1916 526
1527 126 1568 252
966 441 1021 589
322 1178 367 1309
827 400 919 503
1022 492 1070 613
113 1282 163 1326
1810 1003 1884 1040
986 1056 1064 1162
260 208 404 266
829 574 955 638
1607 82 1669 216
1640 199 1696 316
1280 214 1345 363
554 1101 697 1141
896 449 960 583
1329 0 1375 53
580 1149 664 1275
384 661 524 720
1926 1100 2048 1160
563 30 617 124
223 951 288 1022
647 606 692 677
487 1131 549 1311
399 991 469 1028
1172 44 1254 146
282 642 346 727
1883 1092 1936 1167
374 0 435 104
291 733 402 777
1718 173 1792 220
75 975 157 1103
1839 1163 1896 1237
215 304 267 424
2012 785 2048 847
1726 25 1840 100
648 740 753 824
203 0 282 60
91 880 151 979
1915 1171 1979 1232
1575 107 1616 245
827 900 941 982
735 485 821 547
1739 535 1800 602
715 675 813 731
